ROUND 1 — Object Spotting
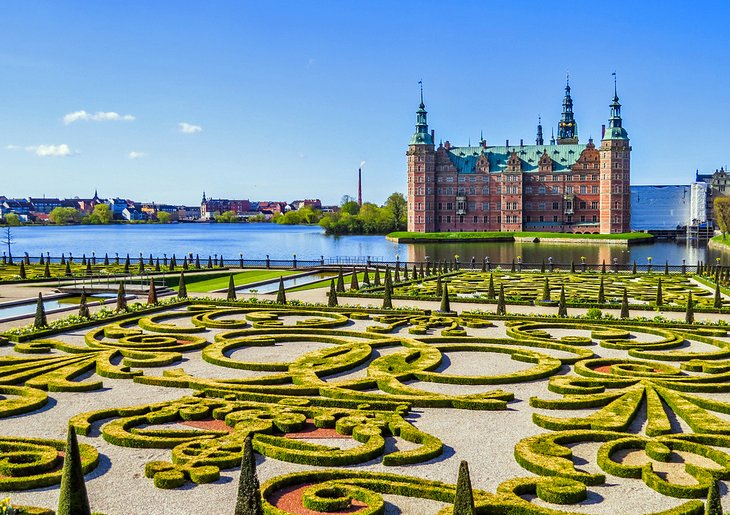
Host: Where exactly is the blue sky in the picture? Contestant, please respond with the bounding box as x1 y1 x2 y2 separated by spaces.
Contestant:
0 1 728 205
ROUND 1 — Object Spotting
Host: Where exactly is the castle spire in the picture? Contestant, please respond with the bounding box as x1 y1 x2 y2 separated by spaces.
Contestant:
603 73 628 140
536 115 544 145
557 74 578 144
410 80 434 146
202 191 207 203
550 127 556 145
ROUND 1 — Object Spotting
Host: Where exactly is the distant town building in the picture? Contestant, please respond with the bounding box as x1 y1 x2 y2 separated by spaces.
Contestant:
28 197 62 214
200 192 252 220
407 79 631 234
291 199 322 210
695 167 729 228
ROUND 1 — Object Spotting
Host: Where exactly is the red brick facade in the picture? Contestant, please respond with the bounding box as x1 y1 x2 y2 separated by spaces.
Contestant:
407 87 631 234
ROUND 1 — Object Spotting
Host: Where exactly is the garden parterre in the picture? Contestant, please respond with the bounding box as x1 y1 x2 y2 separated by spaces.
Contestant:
0 300 728 514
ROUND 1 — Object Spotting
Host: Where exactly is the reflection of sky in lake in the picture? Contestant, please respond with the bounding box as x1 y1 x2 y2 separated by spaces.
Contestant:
2 223 724 265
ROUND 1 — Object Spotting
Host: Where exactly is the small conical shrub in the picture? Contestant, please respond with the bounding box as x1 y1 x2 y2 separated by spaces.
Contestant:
227 274 237 301
511 259 515 272
570 260 575 273
170 254 177 269
65 261 72 277
601 260 606 274
420 263 425 278
123 255 130 274
78 288 90 318
155 258 160 272
44 261 51 278
34 293 47 328
656 278 663 306
147 278 158 305
178 272 187 299
148 254 154 266
488 273 495 300
183 256 189 270
374 267 381 286
557 285 567 317
195 255 201 268
496 285 506 315
542 277 551 302
632 261 637 274
714 281 722 309
19 261 26 279
540 259 545 273
207 256 213 269
362 268 370 287
382 272 393 309
436 275 443 297
275 277 286 304
327 279 338 307
426 261 431 275
138 257 144 274
39 254 45 265
85 261 91 276
349 267 359 290
385 267 393 294
104 253 109 265
705 478 722 515
394 263 401 282
620 288 629 319
81 254 86 266
234 435 262 515
665 261 669 275
481 259 487 272
116 282 127 311
453 461 475 515
336 267 345 293
60 254 66 265
686 291 694 324
57 427 91 515
598 276 605 304
440 282 451 313
219 255 224 267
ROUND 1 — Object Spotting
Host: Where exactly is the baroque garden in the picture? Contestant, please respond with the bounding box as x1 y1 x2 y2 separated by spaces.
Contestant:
0 258 729 514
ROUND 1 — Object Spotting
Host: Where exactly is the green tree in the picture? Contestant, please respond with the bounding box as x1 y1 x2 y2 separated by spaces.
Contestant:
156 211 171 224
227 274 237 301
178 272 187 299
116 282 127 311
147 278 158 305
558 285 568 317
440 282 451 313
656 278 663 306
488 273 495 299
686 291 694 324
214 210 238 223
4 213 20 226
714 281 722 309
542 277 551 302
620 288 630 319
327 279 338 307
340 200 360 216
382 271 393 309
384 192 407 231
88 204 113 224
336 267 345 292
234 435 262 515
453 461 475 515
49 207 83 225
349 268 359 290
598 276 606 304
57 427 92 515
714 196 730 239
496 285 506 315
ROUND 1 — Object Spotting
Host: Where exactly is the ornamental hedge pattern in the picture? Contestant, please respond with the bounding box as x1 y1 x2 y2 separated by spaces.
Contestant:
1 298 729 513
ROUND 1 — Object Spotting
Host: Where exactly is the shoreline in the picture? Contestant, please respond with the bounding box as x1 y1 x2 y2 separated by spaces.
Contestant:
386 231 654 246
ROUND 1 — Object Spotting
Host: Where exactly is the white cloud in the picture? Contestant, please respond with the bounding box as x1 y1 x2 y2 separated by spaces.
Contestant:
63 110 135 125
7 143 76 157
127 151 146 159
178 122 202 134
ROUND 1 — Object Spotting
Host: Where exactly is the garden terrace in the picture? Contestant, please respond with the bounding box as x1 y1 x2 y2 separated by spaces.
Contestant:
0 299 728 513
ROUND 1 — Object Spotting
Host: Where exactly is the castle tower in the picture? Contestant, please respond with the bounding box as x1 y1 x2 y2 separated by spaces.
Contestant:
599 77 631 233
536 116 544 145
557 76 578 144
406 83 436 232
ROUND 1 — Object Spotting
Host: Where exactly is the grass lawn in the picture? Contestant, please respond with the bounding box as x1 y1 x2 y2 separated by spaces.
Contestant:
387 231 653 242
288 272 365 292
711 235 730 249
171 270 300 293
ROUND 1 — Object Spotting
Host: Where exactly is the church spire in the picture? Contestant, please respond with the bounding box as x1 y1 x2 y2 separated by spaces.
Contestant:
603 73 628 140
557 74 578 144
410 80 434 146
536 115 544 145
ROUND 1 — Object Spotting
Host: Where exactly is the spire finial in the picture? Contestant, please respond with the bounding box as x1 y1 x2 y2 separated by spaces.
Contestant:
566 72 570 87
612 71 617 98
418 80 423 106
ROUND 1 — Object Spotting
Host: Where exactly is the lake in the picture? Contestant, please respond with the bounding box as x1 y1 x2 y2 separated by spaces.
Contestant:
1 223 726 265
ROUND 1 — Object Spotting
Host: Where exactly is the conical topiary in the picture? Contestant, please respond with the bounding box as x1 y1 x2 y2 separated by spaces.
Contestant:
542 277 551 302
349 268 359 290
440 282 451 313
34 292 47 328
275 277 286 304
178 272 187 299
453 460 475 515
382 272 393 309
540 259 545 273
374 267 381 286
78 288 90 318
632 261 637 274
362 268 370 287
496 285 506 315
436 275 443 297
148 254 154 266
155 258 160 272
104 253 109 266
147 278 158 305
665 261 669 275
598 276 605 304
511 259 515 272
138 257 145 274
620 288 629 319
39 254 45 265
65 261 72 277
44 261 51 278
601 260 606 274
85 261 91 276
123 254 130 274
488 273 495 300
19 261 26 279
116 282 127 311
714 281 722 309
394 263 401 282
207 256 213 269
336 267 345 293
57 427 91 515
183 256 189 270
60 253 65 265
234 435 262 515
557 285 567 317
227 274 237 301
195 255 201 268
327 279 338 307
570 260 575 273
656 278 663 307
686 291 694 324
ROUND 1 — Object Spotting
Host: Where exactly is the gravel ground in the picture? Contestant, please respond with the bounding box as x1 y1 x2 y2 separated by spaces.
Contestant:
1 301 729 513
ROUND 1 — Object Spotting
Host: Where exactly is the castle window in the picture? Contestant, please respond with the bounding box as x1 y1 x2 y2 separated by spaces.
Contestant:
458 176 466 183
580 186 587 194
539 202 545 210
580 215 586 222
552 186 559 194
525 186 533 194
592 186 599 194
438 215 443 223
446 176 454 182
539 215 544 222
473 215 478 223
538 186 546 194
446 215 451 223
459 215 464 223
482 186 489 194
552 202 559 210
497 215 501 223
469 187 476 194
482 202 489 210
553 215 558 222
483 215 488 223
579 201 586 210
591 201 598 209
447 202 453 210
566 186 573 194
592 215 597 222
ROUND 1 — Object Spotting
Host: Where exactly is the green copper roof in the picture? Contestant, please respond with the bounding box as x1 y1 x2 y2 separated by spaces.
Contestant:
447 143 588 174
411 132 434 145
604 125 629 140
